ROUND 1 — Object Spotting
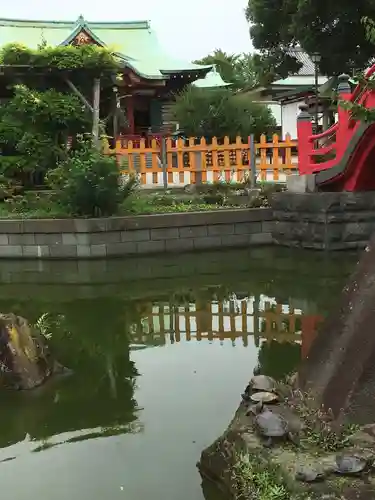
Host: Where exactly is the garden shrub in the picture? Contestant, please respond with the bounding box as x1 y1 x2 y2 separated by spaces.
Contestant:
47 141 138 217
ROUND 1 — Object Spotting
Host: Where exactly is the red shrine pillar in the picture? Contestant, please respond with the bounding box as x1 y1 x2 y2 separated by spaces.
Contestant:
301 315 324 359
126 96 135 134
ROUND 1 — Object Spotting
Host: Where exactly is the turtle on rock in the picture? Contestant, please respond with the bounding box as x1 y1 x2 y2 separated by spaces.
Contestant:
242 375 277 403
246 402 296 447
334 455 368 476
295 466 326 483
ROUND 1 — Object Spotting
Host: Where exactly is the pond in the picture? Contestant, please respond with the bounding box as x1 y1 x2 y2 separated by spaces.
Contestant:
0 247 358 500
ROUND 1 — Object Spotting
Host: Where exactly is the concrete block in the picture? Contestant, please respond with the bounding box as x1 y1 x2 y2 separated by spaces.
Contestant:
0 234 9 245
35 233 62 245
121 229 150 242
165 238 194 252
150 227 179 240
286 174 316 193
262 221 275 233
179 226 207 238
0 245 22 257
220 234 250 247
8 234 34 245
193 236 222 249
207 224 235 236
137 240 166 254
90 244 107 257
90 231 120 244
249 233 273 245
0 221 22 233
76 245 91 258
106 242 137 256
23 219 74 233
234 222 262 235
22 245 50 258
49 245 78 258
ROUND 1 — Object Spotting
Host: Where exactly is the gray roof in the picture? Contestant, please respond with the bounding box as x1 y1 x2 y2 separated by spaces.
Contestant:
286 48 315 76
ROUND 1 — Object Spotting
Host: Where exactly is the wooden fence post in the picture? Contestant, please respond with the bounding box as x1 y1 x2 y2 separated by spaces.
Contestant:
160 135 168 189
249 134 256 187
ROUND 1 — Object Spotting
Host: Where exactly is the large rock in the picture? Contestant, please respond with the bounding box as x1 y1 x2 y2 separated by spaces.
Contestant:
198 388 375 500
0 313 62 390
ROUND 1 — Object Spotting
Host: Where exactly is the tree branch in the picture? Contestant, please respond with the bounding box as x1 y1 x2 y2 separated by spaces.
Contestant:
64 77 94 113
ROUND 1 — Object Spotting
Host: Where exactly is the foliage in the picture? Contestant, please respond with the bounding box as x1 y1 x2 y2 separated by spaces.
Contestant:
0 85 90 184
194 50 273 89
46 141 138 217
172 86 276 140
0 43 120 74
338 17 375 123
289 389 359 453
246 0 375 77
231 452 290 500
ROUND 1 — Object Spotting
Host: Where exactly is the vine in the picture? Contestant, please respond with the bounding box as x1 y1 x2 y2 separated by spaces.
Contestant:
0 43 121 74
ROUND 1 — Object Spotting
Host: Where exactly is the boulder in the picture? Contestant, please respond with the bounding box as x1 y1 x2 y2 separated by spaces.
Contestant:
198 385 375 500
0 313 63 390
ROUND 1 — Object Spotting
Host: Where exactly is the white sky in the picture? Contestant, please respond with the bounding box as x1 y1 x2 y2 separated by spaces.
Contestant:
0 0 252 62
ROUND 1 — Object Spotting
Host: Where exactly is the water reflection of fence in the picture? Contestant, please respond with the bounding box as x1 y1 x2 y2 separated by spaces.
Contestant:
131 298 323 352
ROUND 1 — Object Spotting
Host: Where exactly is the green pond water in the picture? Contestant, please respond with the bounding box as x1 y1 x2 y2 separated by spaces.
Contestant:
0 247 358 500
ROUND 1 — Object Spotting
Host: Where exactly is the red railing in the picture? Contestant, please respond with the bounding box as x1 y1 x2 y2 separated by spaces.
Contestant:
297 66 375 176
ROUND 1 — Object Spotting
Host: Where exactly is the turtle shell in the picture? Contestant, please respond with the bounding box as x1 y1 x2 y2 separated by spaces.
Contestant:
255 408 288 437
249 375 276 393
335 455 367 475
250 391 278 404
295 466 325 483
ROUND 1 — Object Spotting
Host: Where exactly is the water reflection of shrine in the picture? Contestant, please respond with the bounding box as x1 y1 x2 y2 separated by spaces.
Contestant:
131 294 323 356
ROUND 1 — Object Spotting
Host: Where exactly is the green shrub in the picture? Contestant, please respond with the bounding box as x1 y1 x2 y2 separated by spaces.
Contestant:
46 142 138 217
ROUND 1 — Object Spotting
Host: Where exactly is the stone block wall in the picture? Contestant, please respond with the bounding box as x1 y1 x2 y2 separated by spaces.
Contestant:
0 208 273 259
271 192 375 250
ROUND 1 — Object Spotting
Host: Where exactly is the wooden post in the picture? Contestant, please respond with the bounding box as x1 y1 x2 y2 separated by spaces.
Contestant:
92 78 101 149
126 96 135 134
248 134 256 188
160 135 168 189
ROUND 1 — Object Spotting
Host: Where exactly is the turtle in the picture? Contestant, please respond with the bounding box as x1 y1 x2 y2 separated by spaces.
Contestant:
334 455 368 476
250 375 277 393
295 466 326 483
250 391 278 404
246 403 295 447
242 375 277 402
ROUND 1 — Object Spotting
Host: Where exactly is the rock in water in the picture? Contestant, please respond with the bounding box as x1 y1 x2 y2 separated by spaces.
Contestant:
0 313 59 390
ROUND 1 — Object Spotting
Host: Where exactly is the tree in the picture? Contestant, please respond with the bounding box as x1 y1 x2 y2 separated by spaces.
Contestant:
172 86 276 140
246 0 375 77
194 50 268 89
339 17 375 123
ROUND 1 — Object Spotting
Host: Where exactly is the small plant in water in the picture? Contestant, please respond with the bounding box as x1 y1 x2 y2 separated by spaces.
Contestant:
35 312 66 340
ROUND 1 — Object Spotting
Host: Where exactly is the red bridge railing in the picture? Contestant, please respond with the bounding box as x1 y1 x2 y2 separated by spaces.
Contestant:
297 68 375 176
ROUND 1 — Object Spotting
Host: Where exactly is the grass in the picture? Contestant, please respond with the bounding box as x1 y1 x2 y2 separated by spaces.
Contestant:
231 452 289 500
288 389 359 453
0 179 284 219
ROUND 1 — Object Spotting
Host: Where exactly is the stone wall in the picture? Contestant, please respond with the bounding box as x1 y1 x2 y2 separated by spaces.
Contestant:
271 191 375 250
0 208 273 259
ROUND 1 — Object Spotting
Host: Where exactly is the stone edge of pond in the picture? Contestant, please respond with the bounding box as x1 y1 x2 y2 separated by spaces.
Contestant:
197 392 375 500
0 208 274 259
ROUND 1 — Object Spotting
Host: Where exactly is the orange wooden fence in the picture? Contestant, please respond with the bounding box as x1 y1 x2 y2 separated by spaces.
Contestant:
105 134 298 186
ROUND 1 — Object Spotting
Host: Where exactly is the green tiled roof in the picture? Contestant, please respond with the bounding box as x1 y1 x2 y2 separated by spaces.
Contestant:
193 67 231 88
0 16 211 80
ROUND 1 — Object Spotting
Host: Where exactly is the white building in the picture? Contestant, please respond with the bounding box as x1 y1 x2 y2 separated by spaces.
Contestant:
242 48 328 139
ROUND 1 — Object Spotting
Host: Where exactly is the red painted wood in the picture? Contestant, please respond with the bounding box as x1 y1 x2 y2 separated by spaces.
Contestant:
297 64 375 191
